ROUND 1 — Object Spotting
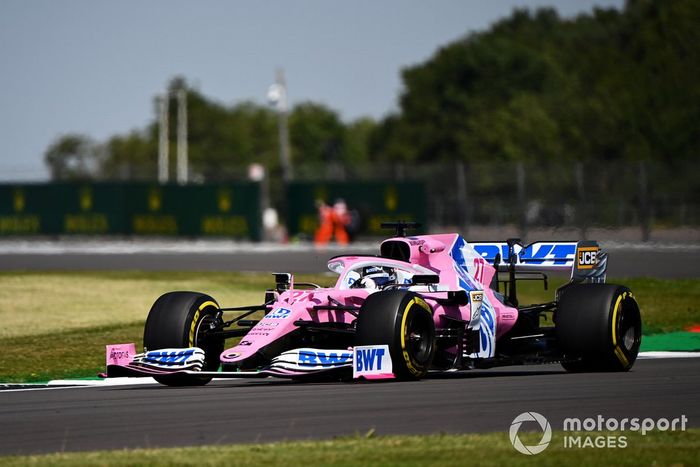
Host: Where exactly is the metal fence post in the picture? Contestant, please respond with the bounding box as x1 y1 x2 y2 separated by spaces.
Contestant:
456 161 468 235
517 162 527 239
639 161 651 241
575 162 587 240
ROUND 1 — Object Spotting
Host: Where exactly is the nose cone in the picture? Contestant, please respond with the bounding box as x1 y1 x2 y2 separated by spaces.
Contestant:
220 303 306 364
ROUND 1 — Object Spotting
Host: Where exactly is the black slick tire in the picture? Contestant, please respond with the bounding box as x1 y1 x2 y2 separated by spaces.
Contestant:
355 290 435 380
143 291 224 386
555 283 642 372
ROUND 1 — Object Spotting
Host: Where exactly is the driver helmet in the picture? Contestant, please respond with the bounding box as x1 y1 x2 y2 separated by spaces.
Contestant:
359 265 396 289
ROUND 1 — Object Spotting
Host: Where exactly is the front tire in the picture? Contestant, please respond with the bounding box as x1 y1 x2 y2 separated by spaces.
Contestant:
355 290 436 380
555 284 642 372
144 291 224 386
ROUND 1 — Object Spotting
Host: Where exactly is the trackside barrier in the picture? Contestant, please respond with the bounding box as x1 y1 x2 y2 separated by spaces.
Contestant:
286 181 427 237
0 182 262 240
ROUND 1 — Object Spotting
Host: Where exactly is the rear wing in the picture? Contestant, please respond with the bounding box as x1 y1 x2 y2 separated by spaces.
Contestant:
470 239 607 283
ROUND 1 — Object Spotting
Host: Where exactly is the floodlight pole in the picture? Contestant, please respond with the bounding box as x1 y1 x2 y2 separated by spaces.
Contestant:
176 89 188 184
157 95 169 184
269 69 293 181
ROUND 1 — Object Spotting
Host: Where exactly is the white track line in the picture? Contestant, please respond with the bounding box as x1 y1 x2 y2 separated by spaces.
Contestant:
637 351 700 359
48 377 158 386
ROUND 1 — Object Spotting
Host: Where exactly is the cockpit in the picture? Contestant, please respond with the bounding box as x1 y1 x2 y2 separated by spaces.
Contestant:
329 257 436 291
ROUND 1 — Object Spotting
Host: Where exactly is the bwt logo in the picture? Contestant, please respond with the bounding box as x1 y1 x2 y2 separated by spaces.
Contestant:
266 307 292 319
355 347 386 372
147 350 194 364
577 248 598 269
353 345 393 378
298 351 352 367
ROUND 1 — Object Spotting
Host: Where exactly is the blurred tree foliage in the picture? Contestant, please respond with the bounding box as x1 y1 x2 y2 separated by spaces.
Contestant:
375 0 699 165
44 134 99 181
45 0 698 181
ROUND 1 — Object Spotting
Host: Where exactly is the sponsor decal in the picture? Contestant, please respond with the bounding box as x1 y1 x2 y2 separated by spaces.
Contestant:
255 322 279 328
520 243 575 265
449 237 495 358
265 307 292 319
577 247 598 269
297 350 353 367
450 236 479 291
477 299 496 358
130 348 206 371
353 345 393 378
468 290 483 329
248 321 279 336
144 348 199 365
472 242 576 266
363 266 384 275
106 343 136 367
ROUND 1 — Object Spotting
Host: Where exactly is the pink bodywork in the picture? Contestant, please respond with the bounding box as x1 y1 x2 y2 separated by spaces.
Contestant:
220 233 519 366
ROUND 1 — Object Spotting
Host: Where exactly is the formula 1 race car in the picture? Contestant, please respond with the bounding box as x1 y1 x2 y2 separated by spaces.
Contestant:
107 222 642 386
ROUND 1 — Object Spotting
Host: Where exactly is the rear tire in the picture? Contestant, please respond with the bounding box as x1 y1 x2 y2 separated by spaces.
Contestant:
555 284 642 372
143 291 224 386
355 290 435 380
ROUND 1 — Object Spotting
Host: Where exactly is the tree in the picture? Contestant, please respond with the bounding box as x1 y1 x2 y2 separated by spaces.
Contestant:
289 102 345 166
344 117 376 165
44 134 98 181
100 129 157 180
371 0 700 165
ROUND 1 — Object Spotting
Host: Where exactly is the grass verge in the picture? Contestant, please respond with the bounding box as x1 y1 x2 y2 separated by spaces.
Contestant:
0 271 333 340
0 430 697 466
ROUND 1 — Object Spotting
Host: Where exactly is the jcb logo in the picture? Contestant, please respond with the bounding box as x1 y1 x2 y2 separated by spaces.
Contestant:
577 248 598 269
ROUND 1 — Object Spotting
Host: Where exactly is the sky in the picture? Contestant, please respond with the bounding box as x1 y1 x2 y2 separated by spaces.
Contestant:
0 0 624 181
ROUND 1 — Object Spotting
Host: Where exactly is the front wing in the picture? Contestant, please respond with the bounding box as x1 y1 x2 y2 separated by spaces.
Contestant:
106 346 391 380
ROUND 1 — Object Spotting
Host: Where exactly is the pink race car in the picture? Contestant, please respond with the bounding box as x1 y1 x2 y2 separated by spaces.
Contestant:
108 222 642 386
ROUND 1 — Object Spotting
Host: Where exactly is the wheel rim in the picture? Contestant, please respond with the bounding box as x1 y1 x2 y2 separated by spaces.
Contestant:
193 311 223 371
194 314 216 347
405 310 434 365
617 297 641 353
622 327 635 350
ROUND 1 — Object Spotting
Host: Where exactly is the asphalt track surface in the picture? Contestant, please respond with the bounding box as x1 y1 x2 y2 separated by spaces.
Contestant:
0 248 698 278
1 358 698 456
0 243 697 457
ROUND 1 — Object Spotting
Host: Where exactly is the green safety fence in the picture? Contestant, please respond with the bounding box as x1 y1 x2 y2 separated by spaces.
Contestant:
0 182 261 240
286 181 427 237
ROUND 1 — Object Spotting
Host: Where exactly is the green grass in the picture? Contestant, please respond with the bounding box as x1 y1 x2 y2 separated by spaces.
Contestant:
0 271 333 339
0 272 697 383
0 430 697 466
512 276 700 334
0 322 143 382
0 271 331 382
